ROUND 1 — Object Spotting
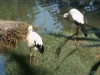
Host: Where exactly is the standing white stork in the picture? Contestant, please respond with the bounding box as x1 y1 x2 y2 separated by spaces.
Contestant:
63 8 87 43
26 25 44 63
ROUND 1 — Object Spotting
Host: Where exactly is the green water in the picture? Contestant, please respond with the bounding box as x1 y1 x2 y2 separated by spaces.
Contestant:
0 0 100 33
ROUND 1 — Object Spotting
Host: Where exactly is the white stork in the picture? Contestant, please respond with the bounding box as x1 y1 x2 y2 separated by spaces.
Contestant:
63 8 87 43
26 25 44 63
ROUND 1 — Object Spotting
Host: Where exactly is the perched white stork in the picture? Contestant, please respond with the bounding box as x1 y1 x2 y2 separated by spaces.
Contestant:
26 25 44 63
63 8 87 42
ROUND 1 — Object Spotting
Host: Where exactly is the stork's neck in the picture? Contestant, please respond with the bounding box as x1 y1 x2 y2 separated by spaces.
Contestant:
28 30 33 34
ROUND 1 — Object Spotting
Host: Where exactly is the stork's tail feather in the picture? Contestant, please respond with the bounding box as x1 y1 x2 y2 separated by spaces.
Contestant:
74 21 88 37
40 45 44 53
81 25 87 37
36 44 44 53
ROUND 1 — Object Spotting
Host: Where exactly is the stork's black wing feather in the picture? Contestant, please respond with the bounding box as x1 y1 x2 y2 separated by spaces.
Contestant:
74 20 87 37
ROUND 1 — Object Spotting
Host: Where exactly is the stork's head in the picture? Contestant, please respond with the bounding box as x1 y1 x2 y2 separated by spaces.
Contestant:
28 25 33 32
63 13 69 19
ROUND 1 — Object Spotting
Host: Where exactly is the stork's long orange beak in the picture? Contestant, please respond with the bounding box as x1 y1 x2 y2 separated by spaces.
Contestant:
26 31 30 42
28 31 30 35
65 16 69 20
63 16 69 20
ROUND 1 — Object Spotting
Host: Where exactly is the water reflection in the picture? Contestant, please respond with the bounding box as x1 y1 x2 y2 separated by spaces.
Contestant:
37 0 100 30
0 0 100 33
0 54 6 75
33 1 63 32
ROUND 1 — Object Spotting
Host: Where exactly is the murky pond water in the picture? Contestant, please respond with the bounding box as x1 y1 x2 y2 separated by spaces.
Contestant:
0 54 6 75
0 0 100 33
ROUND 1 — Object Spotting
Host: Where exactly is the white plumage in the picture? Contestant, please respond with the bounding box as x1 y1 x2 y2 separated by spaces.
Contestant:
27 26 43 47
63 8 87 43
69 8 84 24
26 25 44 63
63 8 84 24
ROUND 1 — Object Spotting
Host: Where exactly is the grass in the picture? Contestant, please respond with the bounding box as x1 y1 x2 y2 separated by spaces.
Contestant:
5 29 100 75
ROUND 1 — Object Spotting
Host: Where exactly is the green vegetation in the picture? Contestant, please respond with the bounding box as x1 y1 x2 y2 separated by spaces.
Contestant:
5 30 100 75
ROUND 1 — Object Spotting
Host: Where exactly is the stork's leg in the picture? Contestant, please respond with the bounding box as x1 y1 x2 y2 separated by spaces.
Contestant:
75 27 78 45
34 50 36 63
30 48 32 64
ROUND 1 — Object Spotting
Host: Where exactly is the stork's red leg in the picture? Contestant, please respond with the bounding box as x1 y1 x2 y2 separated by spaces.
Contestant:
30 48 32 64
75 27 78 44
34 50 36 63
